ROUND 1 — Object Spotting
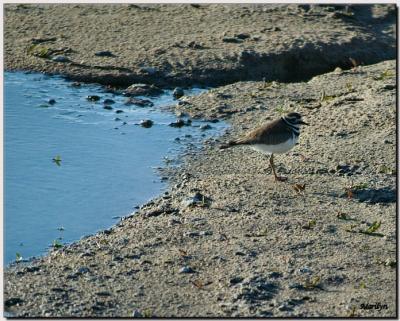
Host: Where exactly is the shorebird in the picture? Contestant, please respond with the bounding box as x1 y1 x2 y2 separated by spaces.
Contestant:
220 112 309 181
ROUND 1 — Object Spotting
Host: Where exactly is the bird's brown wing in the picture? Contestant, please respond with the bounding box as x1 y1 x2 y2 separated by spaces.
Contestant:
235 118 293 146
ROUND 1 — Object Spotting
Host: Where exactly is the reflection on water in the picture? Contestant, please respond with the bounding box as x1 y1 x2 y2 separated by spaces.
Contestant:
4 72 226 264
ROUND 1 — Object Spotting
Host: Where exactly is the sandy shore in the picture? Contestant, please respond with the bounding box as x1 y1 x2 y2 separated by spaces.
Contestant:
4 4 397 318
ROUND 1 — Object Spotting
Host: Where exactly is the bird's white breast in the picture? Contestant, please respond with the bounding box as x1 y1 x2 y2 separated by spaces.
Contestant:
251 133 298 154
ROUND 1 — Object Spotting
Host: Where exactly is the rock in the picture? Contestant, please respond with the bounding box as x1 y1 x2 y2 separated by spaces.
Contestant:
140 66 158 75
76 267 90 275
124 83 163 97
96 291 112 297
222 37 243 43
230 276 244 285
173 87 185 99
182 192 210 208
86 95 101 102
234 33 250 39
114 117 121 121
5 297 24 307
297 267 313 274
334 67 343 74
140 119 154 128
124 97 154 107
236 276 278 303
268 271 283 279
187 41 204 49
132 309 143 317
52 55 70 62
103 106 113 110
199 230 213 236
94 50 115 57
200 124 212 130
115 110 124 114
169 119 186 128
103 99 115 105
48 99 56 105
179 266 195 274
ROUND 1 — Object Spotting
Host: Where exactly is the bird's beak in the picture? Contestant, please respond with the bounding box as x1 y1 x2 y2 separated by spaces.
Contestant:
299 120 309 126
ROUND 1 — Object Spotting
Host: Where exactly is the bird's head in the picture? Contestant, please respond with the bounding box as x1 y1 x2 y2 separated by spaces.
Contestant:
283 112 309 126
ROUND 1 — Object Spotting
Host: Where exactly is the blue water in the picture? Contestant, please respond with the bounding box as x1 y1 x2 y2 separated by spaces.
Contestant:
4 72 226 264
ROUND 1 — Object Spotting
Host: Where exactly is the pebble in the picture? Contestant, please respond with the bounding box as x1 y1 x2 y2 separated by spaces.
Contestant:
140 66 158 75
48 99 56 105
268 271 283 279
115 110 124 114
77 267 90 275
140 119 154 128
179 266 195 274
173 87 185 99
230 276 244 285
52 55 70 62
222 37 243 43
234 33 250 39
103 106 113 110
124 83 163 97
86 95 101 102
103 99 115 105
169 119 186 128
94 50 115 57
132 309 143 317
124 97 154 107
200 124 212 130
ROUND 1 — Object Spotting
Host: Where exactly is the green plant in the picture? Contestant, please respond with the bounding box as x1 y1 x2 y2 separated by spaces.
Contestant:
15 252 22 262
27 44 52 58
52 155 62 166
375 70 394 81
275 106 287 115
52 239 63 249
304 276 321 289
320 90 335 102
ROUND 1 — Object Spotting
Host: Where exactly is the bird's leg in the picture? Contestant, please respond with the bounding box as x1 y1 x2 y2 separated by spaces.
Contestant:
269 154 287 182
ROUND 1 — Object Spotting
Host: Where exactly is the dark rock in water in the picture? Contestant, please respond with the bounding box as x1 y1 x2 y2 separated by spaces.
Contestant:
234 33 250 40
94 50 115 57
5 297 24 307
86 95 101 102
200 124 212 130
173 87 185 99
140 119 154 128
123 83 163 97
114 117 121 121
48 99 56 105
222 37 243 43
169 119 186 128
115 110 124 114
103 106 113 110
103 99 115 105
124 97 154 107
